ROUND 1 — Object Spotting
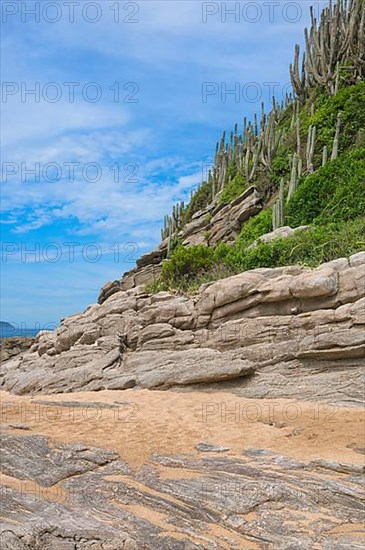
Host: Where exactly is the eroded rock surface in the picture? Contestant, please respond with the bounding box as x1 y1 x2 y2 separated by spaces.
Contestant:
1 390 364 549
98 186 262 298
1 253 364 548
1 253 364 401
0 337 35 363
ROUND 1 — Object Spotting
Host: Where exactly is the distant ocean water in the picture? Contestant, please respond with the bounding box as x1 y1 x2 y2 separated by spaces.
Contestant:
0 329 41 339
0 326 45 339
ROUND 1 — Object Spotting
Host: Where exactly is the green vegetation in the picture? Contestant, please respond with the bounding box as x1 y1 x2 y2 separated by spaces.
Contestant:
148 3 365 295
219 173 246 205
300 82 365 166
161 244 215 287
154 216 364 293
224 218 364 272
270 147 292 187
236 209 273 248
144 278 169 295
286 148 365 227
184 181 212 222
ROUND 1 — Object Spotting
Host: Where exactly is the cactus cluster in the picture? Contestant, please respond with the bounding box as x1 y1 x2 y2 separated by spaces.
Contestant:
161 201 185 252
290 0 365 101
273 104 343 228
210 98 287 195
161 0 357 241
160 96 290 243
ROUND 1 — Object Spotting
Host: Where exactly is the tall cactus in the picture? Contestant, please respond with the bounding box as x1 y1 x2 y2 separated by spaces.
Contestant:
331 113 342 160
322 145 328 166
289 44 306 102
259 111 283 169
287 153 299 202
306 125 316 173
290 0 365 101
273 178 285 230
296 117 301 157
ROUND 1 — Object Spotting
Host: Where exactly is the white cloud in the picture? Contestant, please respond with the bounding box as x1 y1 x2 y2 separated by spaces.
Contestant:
2 122 203 242
1 0 329 325
2 98 130 147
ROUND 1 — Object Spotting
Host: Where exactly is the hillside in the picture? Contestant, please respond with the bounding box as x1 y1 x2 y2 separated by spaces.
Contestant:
99 0 364 299
1 1 364 549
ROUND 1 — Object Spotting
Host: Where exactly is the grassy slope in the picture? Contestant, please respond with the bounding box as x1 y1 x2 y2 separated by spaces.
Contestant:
148 83 365 293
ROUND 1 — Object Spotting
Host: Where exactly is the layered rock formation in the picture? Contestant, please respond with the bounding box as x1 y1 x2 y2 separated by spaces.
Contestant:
1 252 364 549
98 186 262 301
1 388 364 549
181 186 262 247
1 252 364 401
0 337 35 363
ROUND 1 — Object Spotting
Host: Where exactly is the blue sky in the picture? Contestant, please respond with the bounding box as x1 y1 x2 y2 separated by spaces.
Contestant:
1 0 326 327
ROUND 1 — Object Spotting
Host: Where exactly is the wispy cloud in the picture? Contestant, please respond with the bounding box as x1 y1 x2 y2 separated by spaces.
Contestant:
1 0 324 324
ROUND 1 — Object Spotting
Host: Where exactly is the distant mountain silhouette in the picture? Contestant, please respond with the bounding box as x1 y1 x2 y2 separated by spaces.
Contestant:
0 321 15 330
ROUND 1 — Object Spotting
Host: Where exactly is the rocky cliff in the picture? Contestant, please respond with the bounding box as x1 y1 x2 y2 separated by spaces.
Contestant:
1 0 364 543
0 337 35 363
1 251 364 549
2 252 364 401
98 186 262 301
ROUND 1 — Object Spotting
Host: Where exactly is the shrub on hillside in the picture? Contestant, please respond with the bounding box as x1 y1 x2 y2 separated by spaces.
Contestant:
286 148 365 227
300 82 365 163
161 244 214 286
236 209 273 248
149 217 365 293
215 218 365 273
219 173 246 204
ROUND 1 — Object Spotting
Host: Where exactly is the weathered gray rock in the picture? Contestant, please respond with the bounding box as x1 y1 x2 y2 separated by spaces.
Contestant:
0 434 119 486
97 280 123 304
209 186 262 244
349 251 365 267
196 442 230 452
0 337 35 362
122 348 254 389
181 187 262 248
289 267 339 298
2 430 364 549
197 271 264 316
1 255 364 402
